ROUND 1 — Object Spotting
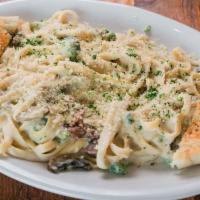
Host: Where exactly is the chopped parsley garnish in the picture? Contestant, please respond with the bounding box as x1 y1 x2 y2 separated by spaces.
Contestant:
131 64 137 74
154 70 162 76
126 48 137 57
23 38 43 46
131 103 139 109
126 113 134 124
116 93 123 101
101 29 116 41
102 92 108 97
88 102 97 109
170 79 177 84
106 32 116 41
68 49 79 62
114 72 121 79
92 54 97 60
27 48 49 57
164 110 171 119
82 61 86 65
27 49 40 56
109 162 128 175
144 25 152 33
67 41 81 62
151 110 161 118
145 87 158 100
61 38 81 62
102 92 113 101
14 37 43 47
138 125 143 130
140 68 145 74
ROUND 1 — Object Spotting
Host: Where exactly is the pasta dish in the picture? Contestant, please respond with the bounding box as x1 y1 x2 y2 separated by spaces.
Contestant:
0 10 199 175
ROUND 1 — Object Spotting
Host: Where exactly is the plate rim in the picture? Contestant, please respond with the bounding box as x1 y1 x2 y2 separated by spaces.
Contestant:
1 159 199 200
0 0 200 199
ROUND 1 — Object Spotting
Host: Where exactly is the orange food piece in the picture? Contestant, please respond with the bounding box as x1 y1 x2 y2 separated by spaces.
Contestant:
172 102 200 168
0 27 11 57
103 0 134 5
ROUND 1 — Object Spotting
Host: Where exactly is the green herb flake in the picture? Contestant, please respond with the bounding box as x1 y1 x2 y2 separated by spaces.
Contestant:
138 125 143 130
154 70 162 76
27 48 49 57
179 72 189 79
145 87 158 100
67 41 81 62
88 102 97 110
170 79 177 84
82 61 86 65
102 92 109 97
164 110 171 119
114 72 120 79
116 93 123 101
27 49 40 56
24 38 43 46
140 68 145 74
106 32 116 41
126 48 137 57
108 162 128 175
102 92 113 101
126 113 134 124
101 29 116 41
92 54 97 60
68 49 79 62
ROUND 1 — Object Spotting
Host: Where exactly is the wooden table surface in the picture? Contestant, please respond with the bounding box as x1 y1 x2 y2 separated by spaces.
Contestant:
0 0 200 200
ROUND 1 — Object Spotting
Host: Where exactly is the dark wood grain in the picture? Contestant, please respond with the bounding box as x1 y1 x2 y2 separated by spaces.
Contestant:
135 0 200 31
0 174 76 200
0 0 200 200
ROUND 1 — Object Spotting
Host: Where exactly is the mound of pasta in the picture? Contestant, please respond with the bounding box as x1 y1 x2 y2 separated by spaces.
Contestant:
0 10 199 175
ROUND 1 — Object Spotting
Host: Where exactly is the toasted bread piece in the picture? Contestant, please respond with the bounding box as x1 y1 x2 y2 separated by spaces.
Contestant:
0 16 21 34
0 27 11 57
171 103 200 168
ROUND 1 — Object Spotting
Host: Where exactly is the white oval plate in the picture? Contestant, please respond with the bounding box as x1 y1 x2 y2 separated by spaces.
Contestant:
0 0 200 199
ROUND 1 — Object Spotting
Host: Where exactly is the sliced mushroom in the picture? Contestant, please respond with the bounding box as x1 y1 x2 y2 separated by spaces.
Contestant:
81 143 97 157
48 153 93 173
64 111 99 139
